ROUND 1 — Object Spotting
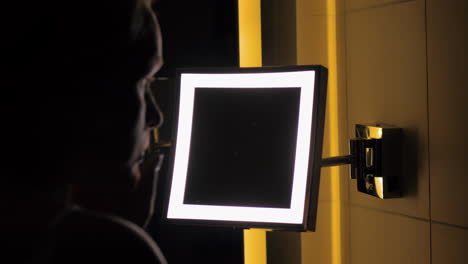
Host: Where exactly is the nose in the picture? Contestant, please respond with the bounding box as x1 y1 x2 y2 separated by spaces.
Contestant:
145 91 163 129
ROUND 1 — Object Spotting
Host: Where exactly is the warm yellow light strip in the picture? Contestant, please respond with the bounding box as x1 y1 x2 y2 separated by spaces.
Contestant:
238 0 266 264
326 0 343 263
244 229 268 264
238 0 262 67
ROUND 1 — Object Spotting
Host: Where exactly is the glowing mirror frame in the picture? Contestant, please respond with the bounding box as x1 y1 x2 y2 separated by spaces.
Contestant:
166 66 327 230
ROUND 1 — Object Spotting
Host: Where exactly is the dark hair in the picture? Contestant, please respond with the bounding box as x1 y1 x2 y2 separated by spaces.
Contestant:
46 0 159 83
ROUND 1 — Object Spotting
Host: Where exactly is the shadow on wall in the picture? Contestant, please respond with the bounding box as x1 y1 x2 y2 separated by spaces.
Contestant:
400 128 420 197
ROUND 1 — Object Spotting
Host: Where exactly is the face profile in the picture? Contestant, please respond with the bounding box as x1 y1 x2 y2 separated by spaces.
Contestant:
3 1 171 263
35 0 165 189
58 0 168 226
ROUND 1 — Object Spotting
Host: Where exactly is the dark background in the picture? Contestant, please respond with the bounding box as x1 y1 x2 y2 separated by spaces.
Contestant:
184 88 301 208
154 0 238 78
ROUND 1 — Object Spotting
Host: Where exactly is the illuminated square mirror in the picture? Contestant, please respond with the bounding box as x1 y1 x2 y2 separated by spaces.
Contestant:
165 65 327 231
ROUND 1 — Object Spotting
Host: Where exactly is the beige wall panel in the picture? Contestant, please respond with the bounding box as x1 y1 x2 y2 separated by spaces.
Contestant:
335 8 349 158
319 168 350 203
296 0 346 16
346 0 413 12
350 206 430 264
427 0 468 228
297 0 327 16
296 15 328 66
432 223 468 264
346 0 429 218
319 168 334 202
302 201 333 264
340 201 350 264
302 201 349 264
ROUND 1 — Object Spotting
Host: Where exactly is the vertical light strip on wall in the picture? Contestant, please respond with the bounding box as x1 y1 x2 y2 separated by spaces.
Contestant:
238 0 262 67
326 0 343 264
243 228 267 264
238 0 266 264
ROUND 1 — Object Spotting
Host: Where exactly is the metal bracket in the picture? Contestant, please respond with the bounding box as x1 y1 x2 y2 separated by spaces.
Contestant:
321 124 402 199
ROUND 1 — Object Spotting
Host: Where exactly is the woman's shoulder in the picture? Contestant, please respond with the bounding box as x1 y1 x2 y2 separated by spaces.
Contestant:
51 207 166 263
